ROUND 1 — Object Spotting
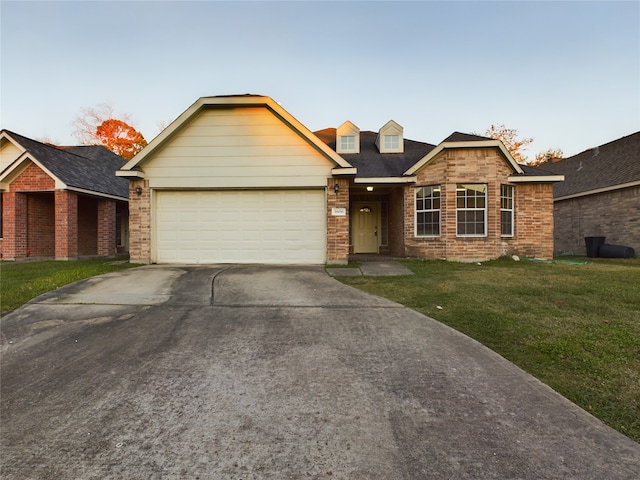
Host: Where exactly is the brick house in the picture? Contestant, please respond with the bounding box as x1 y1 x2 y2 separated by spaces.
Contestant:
542 131 639 256
116 95 563 265
0 130 129 260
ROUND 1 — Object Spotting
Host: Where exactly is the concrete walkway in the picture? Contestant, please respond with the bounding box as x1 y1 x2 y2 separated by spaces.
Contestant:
1 265 638 479
327 259 414 277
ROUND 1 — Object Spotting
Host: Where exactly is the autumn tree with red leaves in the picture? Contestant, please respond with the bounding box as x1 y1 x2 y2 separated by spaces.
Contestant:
72 103 147 160
95 119 147 160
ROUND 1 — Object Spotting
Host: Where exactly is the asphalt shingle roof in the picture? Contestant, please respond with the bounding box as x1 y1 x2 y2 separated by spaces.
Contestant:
2 130 129 199
542 131 640 198
315 128 436 177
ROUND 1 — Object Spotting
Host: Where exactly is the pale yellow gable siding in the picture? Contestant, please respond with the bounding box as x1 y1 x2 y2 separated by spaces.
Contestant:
0 140 23 172
142 107 334 188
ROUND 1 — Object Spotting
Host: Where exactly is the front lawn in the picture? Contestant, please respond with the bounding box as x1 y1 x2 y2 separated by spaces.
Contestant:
0 258 139 315
337 257 640 442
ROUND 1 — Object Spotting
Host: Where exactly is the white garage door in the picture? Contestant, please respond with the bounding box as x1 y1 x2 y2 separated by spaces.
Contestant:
155 190 326 264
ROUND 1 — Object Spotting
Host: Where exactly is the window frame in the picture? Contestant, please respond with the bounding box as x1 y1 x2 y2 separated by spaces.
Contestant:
415 186 441 237
456 184 487 237
500 184 514 237
340 135 356 152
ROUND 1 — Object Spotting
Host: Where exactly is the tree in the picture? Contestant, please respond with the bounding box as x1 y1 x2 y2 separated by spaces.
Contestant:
95 119 147 160
480 124 534 164
532 148 563 167
71 103 147 160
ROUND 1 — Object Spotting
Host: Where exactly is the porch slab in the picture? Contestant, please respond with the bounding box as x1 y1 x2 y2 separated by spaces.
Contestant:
326 267 362 277
357 260 414 276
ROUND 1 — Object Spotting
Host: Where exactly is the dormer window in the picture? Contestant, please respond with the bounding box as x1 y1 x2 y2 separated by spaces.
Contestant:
376 120 404 153
340 135 356 151
336 121 360 154
384 135 400 151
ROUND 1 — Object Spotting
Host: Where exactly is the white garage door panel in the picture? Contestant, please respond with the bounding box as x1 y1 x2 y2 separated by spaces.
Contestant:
156 190 326 264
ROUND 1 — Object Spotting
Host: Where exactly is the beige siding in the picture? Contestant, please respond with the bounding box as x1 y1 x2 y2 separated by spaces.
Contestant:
1 141 23 172
142 107 334 188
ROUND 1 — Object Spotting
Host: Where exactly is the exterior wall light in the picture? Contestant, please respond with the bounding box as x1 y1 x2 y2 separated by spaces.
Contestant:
135 186 143 196
334 183 340 194
367 186 374 192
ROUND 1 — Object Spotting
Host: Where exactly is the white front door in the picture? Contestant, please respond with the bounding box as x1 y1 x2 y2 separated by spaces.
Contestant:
352 202 379 254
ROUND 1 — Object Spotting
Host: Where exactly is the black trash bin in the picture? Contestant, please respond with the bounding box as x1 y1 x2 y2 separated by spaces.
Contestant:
585 236 606 258
598 244 636 259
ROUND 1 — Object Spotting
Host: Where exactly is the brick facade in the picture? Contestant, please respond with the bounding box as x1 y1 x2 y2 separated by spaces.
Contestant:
326 177 350 264
1 162 124 261
403 148 555 261
554 186 639 255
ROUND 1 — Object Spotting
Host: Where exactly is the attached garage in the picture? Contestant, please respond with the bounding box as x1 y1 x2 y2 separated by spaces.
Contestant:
117 95 354 265
155 190 326 264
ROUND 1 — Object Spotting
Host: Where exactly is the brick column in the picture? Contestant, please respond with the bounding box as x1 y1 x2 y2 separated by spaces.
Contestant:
128 180 151 263
55 190 78 260
326 177 350 264
2 192 28 260
97 199 116 257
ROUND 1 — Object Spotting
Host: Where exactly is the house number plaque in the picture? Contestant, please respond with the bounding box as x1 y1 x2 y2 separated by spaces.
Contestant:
331 207 347 216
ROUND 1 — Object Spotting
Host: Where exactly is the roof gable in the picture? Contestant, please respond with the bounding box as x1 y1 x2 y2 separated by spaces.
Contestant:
118 95 353 177
542 131 640 198
0 130 129 199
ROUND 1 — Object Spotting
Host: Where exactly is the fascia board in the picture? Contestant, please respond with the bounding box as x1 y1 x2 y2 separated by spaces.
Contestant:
116 169 145 178
66 186 128 202
508 175 565 183
331 167 357 176
120 96 354 171
554 180 640 201
405 140 524 176
354 176 417 184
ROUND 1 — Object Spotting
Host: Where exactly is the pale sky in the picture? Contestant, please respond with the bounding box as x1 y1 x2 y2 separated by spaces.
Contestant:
1 0 638 159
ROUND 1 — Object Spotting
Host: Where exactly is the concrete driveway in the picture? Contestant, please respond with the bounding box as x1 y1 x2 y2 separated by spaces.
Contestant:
1 265 638 479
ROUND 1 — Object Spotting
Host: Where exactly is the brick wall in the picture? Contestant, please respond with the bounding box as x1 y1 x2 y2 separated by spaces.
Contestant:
78 196 98 256
128 179 151 263
404 148 555 261
55 190 78 259
326 177 350 264
27 193 55 257
554 186 639 255
98 199 117 256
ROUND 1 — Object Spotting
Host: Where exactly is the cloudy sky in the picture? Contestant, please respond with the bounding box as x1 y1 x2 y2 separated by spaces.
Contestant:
1 0 638 159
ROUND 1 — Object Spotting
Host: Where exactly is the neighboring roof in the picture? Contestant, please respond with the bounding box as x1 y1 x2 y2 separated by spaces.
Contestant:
315 128 436 178
0 130 128 199
441 132 493 142
542 132 640 199
118 95 354 177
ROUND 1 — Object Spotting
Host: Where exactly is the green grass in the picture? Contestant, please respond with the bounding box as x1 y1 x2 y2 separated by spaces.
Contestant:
0 258 140 315
337 257 640 442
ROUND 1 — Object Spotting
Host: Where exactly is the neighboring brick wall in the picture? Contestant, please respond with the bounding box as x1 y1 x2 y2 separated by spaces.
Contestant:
554 186 639 255
128 179 151 263
404 148 555 261
27 193 55 257
326 177 350 264
98 199 117 256
55 190 78 259
387 187 405 256
78 196 98 256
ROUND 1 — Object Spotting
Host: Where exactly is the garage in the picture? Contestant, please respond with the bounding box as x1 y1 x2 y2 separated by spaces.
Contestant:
155 190 326 264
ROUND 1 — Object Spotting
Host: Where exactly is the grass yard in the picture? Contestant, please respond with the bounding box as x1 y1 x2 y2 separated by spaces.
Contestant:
337 257 640 442
0 258 139 315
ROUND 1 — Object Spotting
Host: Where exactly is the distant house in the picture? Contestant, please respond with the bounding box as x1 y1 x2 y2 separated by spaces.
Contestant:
0 130 129 260
543 132 639 256
116 95 563 265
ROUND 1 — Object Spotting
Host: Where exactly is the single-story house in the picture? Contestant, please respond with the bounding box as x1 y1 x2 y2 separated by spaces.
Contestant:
542 131 639 256
0 130 129 260
116 95 563 265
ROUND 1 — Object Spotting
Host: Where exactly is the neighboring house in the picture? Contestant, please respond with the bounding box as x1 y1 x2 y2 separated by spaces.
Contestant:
0 130 129 260
543 131 639 256
116 95 563 265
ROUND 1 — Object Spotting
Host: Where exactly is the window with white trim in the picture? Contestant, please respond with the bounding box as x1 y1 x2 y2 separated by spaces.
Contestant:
340 135 356 152
501 184 514 237
416 186 441 236
384 135 399 151
456 184 487 236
